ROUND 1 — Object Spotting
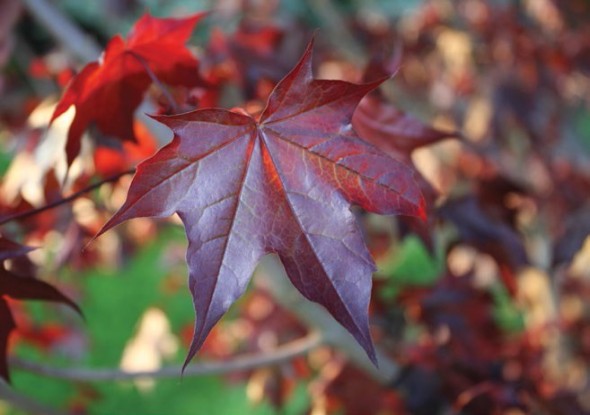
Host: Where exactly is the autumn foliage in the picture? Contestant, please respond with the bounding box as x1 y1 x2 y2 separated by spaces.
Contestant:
1 1 590 414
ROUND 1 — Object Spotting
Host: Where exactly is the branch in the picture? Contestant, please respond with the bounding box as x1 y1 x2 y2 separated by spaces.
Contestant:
0 380 71 415
127 51 179 113
10 332 322 382
0 169 135 226
20 0 102 63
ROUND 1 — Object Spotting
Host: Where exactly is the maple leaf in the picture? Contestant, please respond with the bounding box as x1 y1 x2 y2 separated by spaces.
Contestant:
98 39 425 367
352 94 452 250
353 95 455 162
0 237 80 382
353 47 456 163
349 50 458 252
51 12 206 166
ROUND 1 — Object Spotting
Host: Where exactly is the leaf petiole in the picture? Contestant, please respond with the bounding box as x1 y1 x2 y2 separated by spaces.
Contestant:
126 50 180 113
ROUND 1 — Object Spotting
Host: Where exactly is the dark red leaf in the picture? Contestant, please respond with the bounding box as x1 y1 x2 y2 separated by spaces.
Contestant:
402 272 503 363
353 48 456 161
51 13 205 166
227 22 300 96
353 95 456 162
351 75 448 251
98 39 425 368
0 267 81 315
439 196 528 270
0 298 15 382
0 237 34 261
200 21 306 107
439 196 528 295
325 364 405 415
0 240 81 382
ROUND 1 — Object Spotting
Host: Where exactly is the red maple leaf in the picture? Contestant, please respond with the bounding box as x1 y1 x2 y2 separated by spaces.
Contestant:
98 40 425 367
0 237 80 382
353 49 456 163
353 95 455 162
51 12 206 166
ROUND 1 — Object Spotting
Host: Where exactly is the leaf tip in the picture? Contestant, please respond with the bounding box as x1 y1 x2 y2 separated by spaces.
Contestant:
302 33 316 63
85 228 104 251
181 337 202 376
367 347 379 368
65 298 84 320
358 329 379 367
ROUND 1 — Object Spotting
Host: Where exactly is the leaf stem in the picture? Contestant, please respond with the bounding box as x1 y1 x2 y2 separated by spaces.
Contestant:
0 169 135 226
126 51 180 113
10 331 322 381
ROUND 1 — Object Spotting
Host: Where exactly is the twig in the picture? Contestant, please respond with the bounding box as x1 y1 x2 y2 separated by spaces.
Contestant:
127 51 179 113
0 169 135 226
0 380 71 415
10 331 322 382
20 0 102 63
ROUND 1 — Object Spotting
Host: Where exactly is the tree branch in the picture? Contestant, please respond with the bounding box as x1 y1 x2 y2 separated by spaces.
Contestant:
126 51 179 113
10 331 322 382
20 0 102 63
0 381 71 415
0 169 135 226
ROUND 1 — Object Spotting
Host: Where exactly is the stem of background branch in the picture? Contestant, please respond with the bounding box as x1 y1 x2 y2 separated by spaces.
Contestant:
127 51 180 113
10 332 322 382
0 169 135 226
20 0 102 62
0 381 70 415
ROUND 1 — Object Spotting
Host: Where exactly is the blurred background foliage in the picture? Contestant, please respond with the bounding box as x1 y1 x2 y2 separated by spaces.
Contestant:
1 0 590 414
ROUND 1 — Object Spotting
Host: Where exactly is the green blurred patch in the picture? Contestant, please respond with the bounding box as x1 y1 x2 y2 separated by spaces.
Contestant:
376 235 524 333
0 148 11 176
491 284 525 333
376 235 444 299
0 129 14 176
10 227 308 414
81 228 191 367
575 108 590 153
